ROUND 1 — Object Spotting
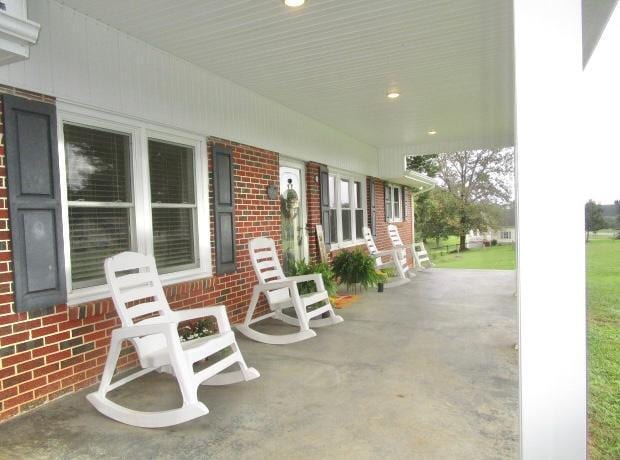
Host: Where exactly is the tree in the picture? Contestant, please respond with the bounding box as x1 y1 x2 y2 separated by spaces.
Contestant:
435 148 514 250
585 200 606 241
406 154 439 177
414 188 459 246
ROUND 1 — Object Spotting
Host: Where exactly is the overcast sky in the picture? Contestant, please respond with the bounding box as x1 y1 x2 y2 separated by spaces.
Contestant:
583 3 620 205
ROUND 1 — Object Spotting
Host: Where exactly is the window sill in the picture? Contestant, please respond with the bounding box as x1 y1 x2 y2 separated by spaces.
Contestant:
67 267 213 306
329 240 366 252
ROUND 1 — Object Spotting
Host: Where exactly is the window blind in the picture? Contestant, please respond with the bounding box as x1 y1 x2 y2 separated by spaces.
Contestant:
64 124 133 287
354 181 364 238
148 140 197 272
68 207 132 285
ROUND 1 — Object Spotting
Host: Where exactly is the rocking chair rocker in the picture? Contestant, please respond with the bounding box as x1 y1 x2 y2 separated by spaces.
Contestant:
87 252 259 428
236 237 343 345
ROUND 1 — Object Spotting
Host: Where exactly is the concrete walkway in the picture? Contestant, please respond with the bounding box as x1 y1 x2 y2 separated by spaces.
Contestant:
0 269 518 459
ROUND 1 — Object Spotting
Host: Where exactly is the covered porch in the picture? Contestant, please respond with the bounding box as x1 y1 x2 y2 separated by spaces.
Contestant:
0 269 517 459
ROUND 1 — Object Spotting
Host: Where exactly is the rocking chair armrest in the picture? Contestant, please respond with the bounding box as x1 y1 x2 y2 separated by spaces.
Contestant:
256 280 296 291
373 249 397 258
287 273 325 291
171 305 231 332
112 322 177 341
286 274 322 284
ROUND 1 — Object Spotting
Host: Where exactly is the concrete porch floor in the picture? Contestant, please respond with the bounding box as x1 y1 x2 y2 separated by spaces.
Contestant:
0 269 518 459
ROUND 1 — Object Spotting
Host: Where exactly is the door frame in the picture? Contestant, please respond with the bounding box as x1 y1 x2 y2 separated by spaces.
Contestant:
279 157 309 263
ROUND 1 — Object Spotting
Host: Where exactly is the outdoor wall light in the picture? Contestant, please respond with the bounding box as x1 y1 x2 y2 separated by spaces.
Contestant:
267 184 279 200
284 0 305 7
387 91 400 99
428 130 437 135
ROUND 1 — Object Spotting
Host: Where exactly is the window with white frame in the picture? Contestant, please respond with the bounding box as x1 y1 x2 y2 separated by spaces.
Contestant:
328 172 366 246
328 175 338 243
353 181 364 238
148 139 198 274
60 108 209 300
64 124 134 288
502 231 511 240
386 184 404 222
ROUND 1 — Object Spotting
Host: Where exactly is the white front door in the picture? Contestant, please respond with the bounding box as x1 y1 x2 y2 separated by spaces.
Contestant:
279 159 307 274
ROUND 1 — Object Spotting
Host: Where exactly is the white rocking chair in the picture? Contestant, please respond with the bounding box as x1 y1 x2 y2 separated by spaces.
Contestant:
387 224 415 279
236 237 343 345
413 241 433 270
362 227 410 288
87 252 259 428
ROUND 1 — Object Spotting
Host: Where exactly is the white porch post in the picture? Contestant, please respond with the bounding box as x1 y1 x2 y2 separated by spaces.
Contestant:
514 1 586 459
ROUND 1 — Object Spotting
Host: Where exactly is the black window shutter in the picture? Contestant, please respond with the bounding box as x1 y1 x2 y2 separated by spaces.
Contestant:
384 182 390 222
369 178 377 236
319 164 331 244
212 144 236 274
402 186 407 220
3 95 67 311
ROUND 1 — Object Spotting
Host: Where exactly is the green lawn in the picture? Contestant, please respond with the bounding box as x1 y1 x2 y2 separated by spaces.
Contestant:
586 240 620 459
426 235 461 249
431 243 516 270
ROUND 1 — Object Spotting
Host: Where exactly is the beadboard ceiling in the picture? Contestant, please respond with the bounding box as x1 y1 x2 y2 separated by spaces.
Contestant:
55 0 515 150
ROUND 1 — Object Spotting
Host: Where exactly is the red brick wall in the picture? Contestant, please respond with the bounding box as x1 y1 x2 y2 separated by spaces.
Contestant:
207 138 281 323
305 171 413 266
306 162 322 263
366 177 414 265
0 87 281 422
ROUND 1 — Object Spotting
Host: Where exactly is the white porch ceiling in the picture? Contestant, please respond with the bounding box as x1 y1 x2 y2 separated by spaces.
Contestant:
54 0 515 151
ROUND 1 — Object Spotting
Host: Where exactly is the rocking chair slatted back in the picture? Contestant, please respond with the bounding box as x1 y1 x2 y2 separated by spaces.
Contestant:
105 252 173 362
248 237 289 305
362 227 382 264
387 224 404 247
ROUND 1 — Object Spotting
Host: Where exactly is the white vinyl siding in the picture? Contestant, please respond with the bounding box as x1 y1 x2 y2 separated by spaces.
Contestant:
0 0 378 177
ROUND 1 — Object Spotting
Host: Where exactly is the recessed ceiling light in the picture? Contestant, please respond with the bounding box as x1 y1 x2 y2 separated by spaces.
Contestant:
387 91 400 99
284 0 305 7
428 130 437 135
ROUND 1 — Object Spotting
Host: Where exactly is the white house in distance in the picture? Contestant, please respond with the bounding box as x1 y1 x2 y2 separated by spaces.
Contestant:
466 205 516 247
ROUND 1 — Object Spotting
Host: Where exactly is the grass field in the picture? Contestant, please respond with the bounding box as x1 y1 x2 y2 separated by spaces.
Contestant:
586 240 620 459
426 235 461 249
431 243 516 270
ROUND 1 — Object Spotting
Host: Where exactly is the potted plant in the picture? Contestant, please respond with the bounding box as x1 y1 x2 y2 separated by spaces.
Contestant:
331 249 384 293
287 258 337 300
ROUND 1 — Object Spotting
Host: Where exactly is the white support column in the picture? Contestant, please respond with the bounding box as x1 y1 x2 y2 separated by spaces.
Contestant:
514 1 586 459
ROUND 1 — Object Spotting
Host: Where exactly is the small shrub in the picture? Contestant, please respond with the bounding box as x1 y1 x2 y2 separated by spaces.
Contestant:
491 239 498 246
331 249 384 292
288 259 337 297
179 318 215 341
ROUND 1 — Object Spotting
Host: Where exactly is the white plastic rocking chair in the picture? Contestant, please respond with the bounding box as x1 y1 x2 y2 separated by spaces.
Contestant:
87 252 259 428
236 237 343 345
387 224 415 279
413 241 433 270
362 226 410 288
